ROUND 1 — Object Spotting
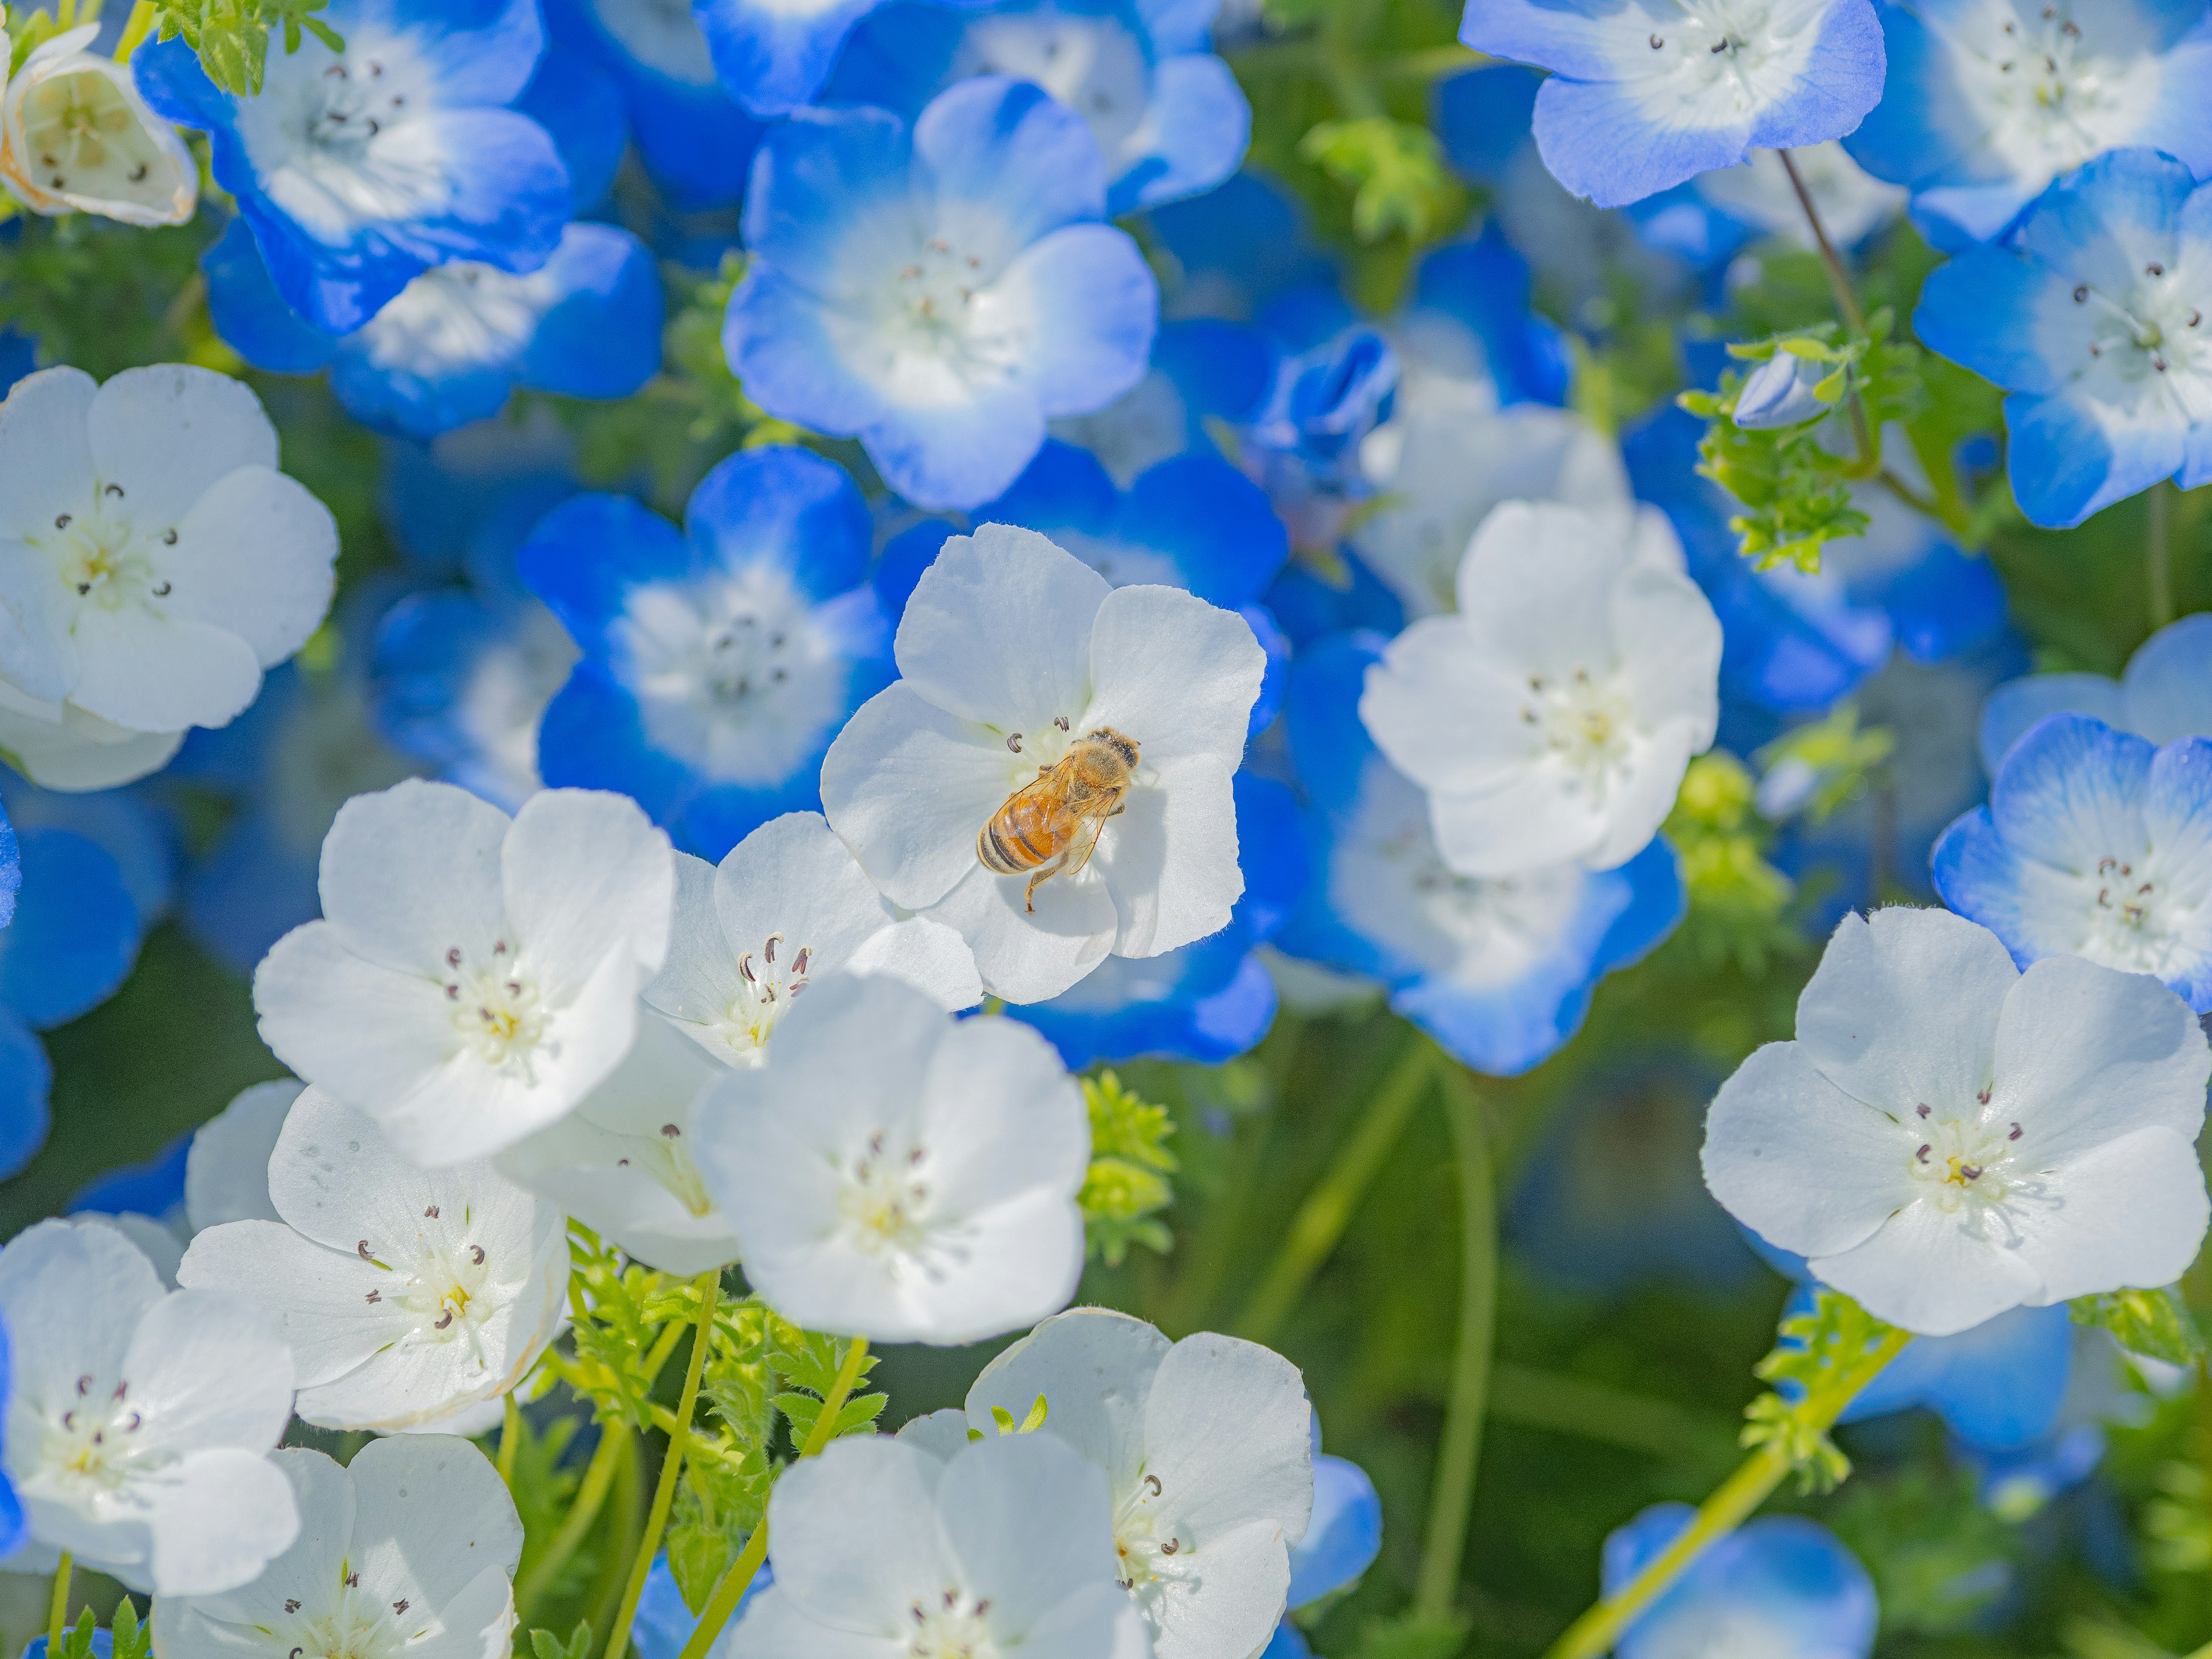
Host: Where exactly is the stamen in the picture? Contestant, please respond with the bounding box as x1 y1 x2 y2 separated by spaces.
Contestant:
471 1245 486 1264
425 1205 439 1218
1007 732 1023 752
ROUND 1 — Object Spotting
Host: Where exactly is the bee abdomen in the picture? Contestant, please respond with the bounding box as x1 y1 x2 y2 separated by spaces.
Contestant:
978 816 1044 875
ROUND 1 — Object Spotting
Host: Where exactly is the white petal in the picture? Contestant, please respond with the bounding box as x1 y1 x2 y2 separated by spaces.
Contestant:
0 1218 164 1406
501 787 674 990
822 682 1033 911
1452 501 1633 678
1994 953 2211 1164
166 1446 351 1630
845 917 984 1012
1811 1198 2046 1337
1425 763 1607 880
1143 1334 1313 1546
726 1590 908 1659
185 1080 301 1232
66 601 263 732
1140 1520 1289 1659
347 1433 525 1597
765 1437 956 1631
140 1446 300 1594
712 813 903 969
925 860 1116 1004
893 524 1109 726
313 780 513 977
1613 559 1722 742
1794 908 2019 1114
967 1307 1168 1490
2011 1124 2210 1307
175 1221 407 1389
935 1434 1118 1633
0 366 97 546
1092 753 1241 960
1358 618 1532 796
1082 585 1263 773
1700 1040 1914 1258
86 365 277 530
166 467 337 667
121 1288 296 1456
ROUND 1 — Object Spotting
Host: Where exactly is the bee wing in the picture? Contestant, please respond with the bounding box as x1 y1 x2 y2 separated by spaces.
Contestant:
1058 796 1116 885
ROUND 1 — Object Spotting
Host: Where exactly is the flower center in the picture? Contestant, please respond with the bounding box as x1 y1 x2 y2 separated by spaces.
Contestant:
39 1372 155 1495
907 1591 998 1659
32 486 181 615
357 1210 503 1361
21 70 146 194
1112 1469 1185 1594
1638 1 1801 116
293 1574 413 1659
1960 2 2148 175
1522 667 1639 799
960 12 1151 156
1904 1099 2024 1215
292 54 411 158
440 938 550 1074
717 931 813 1058
2066 263 2212 421
837 1131 934 1256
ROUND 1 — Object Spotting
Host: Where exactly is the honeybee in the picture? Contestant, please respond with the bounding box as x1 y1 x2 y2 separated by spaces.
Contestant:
978 726 1141 912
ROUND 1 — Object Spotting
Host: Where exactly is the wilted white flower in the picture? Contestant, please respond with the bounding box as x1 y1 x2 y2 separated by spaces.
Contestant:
821 525 1264 1003
254 780 675 1165
0 1218 297 1593
1703 907 2212 1336
0 365 338 790
179 1088 567 1433
151 1435 524 1659
964 1308 1314 1659
1359 501 1721 878
646 811 980 1063
0 26 196 225
727 1433 1151 1659
691 974 1089 1344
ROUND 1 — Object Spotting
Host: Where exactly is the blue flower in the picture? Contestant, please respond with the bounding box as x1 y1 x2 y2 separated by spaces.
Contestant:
1626 410 2006 714
545 0 764 210
722 77 1158 510
1978 611 2212 772
1271 633 1683 1076
203 216 665 441
1844 0 2212 247
633 1552 774 1659
1456 0 1887 209
518 446 895 859
1624 143 1906 272
1916 148 2212 529
1603 1506 1877 1659
1934 713 2212 1011
1148 169 1336 323
692 0 922 115
136 0 574 334
0 822 146 1179
823 0 1249 214
1290 1434 1382 1609
1005 773 1302 1067
0 328 33 399
515 39 632 211
0 1320 21 1556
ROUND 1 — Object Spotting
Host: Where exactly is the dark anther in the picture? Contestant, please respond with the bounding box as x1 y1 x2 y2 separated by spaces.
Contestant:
1007 732 1023 752
434 1310 454 1330
105 483 123 498
77 1374 92 1396
1916 1103 1930 1118
285 1601 301 1615
394 1601 410 1616
54 513 69 529
1649 31 1663 46
2073 285 2088 302
347 1573 360 1588
445 983 460 1000
2192 310 2204 327
75 584 90 596
123 1412 141 1431
2009 1123 2023 1140
446 948 463 967
130 164 147 182
152 581 171 597
163 529 177 545
2147 262 2166 277
365 118 380 136
425 1205 439 1218
1144 1474 1162 1496
1162 1538 1181 1555
660 1123 681 1138
974 1600 991 1617
1916 1143 1931 1162
113 1381 127 1401
366 1289 381 1302
62 1411 74 1429
470 1244 486 1264
766 935 779 964
358 1240 376 1260
1054 715 1071 730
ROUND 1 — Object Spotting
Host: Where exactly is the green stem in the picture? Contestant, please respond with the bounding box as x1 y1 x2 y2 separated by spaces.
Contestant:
583 1433 645 1648
1236 1037 1435 1344
1777 149 1867 336
2150 479 2176 630
499 1392 524 1488
1486 1366 1738 1471
673 1338 872 1659
1414 1070 1497 1621
517 1421 630 1619
604 1271 722 1659
46 1554 71 1657
1537 1327 1912 1659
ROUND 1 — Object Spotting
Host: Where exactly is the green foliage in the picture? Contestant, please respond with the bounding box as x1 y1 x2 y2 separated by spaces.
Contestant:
1742 1290 1901 1493
1677 315 1928 574
768 1323 887 1448
54 1604 150 1659
1344 1611 1470 1659
0 210 219 381
503 1414 596 1608
560 1225 681 1431
1660 753 1802 975
1296 118 1465 247
2143 1434 2212 1575
1080 1070 1180 1266
528 1622 594 1659
146 0 343 94
1826 1466 2017 1635
2070 1287 2207 1368
1753 703 1896 826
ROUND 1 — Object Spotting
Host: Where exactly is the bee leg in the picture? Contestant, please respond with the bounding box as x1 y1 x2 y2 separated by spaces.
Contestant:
1106 801 1126 817
1024 856 1064 914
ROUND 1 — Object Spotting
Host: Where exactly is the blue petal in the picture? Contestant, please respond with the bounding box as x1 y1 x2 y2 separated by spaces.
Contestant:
816 0 964 120
694 0 884 115
2005 385 2184 530
1287 1453 1382 1607
1146 171 1335 321
1742 0 1885 153
2124 611 2212 741
518 493 698 656
1240 601 1290 738
1911 245 2069 395
0 810 15 931
1412 226 1570 406
1434 64 1540 187
0 781 172 935
987 440 1119 540
1843 1302 2073 1450
1986 713 2156 873
202 218 339 377
70 1133 191 1221
1532 75 1757 209
387 0 551 105
535 666 700 825
914 77 1109 245
2144 736 2212 1010
1978 671 2128 774
875 520 958 621
684 768 836 862
183 808 326 976
1263 556 1404 649
1605 1507 1877 1659
518 225 668 401
1592 838 1685 971
0 1013 50 1182
722 267 895 441
1114 454 1289 607
0 828 141 1029
516 41 630 211
736 103 912 291
1108 51 1251 215
686 446 875 602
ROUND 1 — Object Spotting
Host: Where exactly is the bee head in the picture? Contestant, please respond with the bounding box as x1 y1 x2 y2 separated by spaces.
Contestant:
1088 728 1140 769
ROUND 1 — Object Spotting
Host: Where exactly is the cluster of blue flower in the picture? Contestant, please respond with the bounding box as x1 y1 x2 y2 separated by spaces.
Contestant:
3 0 2212 1647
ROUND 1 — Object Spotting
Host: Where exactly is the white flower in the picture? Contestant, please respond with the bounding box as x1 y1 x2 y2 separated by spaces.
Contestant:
0 365 337 790
821 525 1264 1003
0 26 196 225
253 780 675 1165
185 1079 303 1232
151 1435 524 1659
1702 906 2212 1336
1353 378 1632 619
178 1088 567 1434
727 1432 1150 1659
498 1009 737 1276
690 974 1089 1344
1691 142 1904 251
965 1309 1313 1659
1358 501 1721 878
647 811 982 1064
0 1218 298 1594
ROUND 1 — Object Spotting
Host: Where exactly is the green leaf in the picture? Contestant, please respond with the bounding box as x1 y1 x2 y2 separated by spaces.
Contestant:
59 1609 101 1659
2069 1286 2206 1368
667 1455 769 1614
1743 1289 1902 1494
528 1623 594 1659
111 1597 152 1659
1296 118 1466 247
1079 1071 1179 1266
